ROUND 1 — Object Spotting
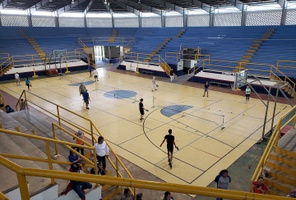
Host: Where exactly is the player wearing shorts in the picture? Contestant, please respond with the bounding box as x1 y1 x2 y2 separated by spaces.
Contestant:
160 129 179 168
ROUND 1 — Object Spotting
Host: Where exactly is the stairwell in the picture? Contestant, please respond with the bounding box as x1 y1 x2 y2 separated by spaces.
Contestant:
236 28 275 71
0 106 126 199
174 28 186 38
144 38 171 62
18 29 47 63
108 29 118 43
264 128 296 196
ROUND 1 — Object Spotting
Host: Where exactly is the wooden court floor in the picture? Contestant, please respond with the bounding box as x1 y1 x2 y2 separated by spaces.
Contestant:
0 67 291 187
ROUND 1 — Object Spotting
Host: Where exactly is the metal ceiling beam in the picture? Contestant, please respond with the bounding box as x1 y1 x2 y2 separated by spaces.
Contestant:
110 0 140 15
191 0 211 13
56 0 89 15
84 0 94 14
103 0 113 13
0 0 10 10
158 0 183 13
120 0 162 15
28 0 51 13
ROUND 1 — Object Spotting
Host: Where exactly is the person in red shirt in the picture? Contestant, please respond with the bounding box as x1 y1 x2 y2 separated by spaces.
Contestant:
252 176 268 194
74 130 85 155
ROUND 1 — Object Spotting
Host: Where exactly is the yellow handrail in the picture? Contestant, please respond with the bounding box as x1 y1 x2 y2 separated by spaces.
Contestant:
250 106 296 190
0 153 292 200
15 90 135 187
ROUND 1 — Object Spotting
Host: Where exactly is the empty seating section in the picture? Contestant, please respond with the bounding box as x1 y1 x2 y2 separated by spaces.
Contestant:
247 26 296 77
0 26 295 77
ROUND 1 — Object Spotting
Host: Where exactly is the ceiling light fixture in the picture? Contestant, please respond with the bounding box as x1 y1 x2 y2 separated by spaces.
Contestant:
71 0 75 4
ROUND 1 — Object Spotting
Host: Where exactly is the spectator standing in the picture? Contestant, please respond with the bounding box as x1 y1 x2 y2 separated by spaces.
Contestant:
74 130 85 155
19 99 26 110
15 72 20 86
214 169 231 200
160 129 179 169
94 136 109 175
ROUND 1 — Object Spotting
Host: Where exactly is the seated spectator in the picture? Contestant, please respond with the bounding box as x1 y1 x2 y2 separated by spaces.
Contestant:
61 163 92 200
5 105 14 113
19 99 26 110
163 191 174 200
288 189 296 198
120 188 133 200
68 148 81 164
252 176 268 194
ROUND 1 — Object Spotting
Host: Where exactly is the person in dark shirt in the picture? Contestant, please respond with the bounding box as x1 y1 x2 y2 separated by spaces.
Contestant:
160 129 179 168
139 98 148 121
82 90 90 109
203 81 209 97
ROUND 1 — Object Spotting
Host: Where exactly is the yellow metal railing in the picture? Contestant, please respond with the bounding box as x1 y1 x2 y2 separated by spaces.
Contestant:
0 152 293 200
0 53 14 75
15 90 135 183
78 36 136 48
251 106 296 191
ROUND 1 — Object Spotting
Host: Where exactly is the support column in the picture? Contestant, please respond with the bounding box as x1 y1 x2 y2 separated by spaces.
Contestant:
241 4 247 26
27 9 33 27
111 12 115 28
161 10 165 28
280 0 288 25
183 8 188 27
209 7 214 27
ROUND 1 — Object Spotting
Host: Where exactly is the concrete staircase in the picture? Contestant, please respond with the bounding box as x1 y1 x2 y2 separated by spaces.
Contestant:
264 128 296 196
236 28 275 70
144 38 171 62
18 30 47 63
0 109 124 199
0 110 70 194
108 29 118 43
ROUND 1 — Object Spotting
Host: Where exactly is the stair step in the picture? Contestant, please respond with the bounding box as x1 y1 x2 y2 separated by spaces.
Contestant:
266 160 296 176
267 185 288 196
267 169 296 186
276 145 296 158
269 151 296 167
264 178 292 194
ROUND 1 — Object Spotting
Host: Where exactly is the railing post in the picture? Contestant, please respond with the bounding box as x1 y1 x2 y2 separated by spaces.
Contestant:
52 123 59 156
17 174 30 200
45 141 55 184
57 106 61 126
90 122 94 145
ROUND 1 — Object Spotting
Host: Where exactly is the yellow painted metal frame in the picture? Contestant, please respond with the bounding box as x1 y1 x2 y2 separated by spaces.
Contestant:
0 150 292 200
251 106 296 190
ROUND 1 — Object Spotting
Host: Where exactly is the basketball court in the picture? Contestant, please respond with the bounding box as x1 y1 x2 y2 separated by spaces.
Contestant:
0 67 291 187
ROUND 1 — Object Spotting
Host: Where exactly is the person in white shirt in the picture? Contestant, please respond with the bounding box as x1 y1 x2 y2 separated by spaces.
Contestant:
245 86 251 102
152 76 159 92
94 136 109 175
93 69 99 82
15 72 20 86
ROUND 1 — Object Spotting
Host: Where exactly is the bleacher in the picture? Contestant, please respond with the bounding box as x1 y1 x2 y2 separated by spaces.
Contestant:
0 26 296 78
